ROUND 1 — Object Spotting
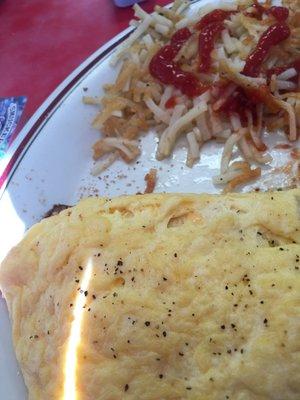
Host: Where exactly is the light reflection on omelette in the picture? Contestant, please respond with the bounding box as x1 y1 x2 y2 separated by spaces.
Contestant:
0 190 300 399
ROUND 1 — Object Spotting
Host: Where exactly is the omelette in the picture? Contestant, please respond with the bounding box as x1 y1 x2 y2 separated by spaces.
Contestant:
1 190 300 400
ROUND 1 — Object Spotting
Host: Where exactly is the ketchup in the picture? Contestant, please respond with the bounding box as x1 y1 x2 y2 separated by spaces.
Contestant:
219 86 256 122
195 9 233 30
267 6 289 22
247 0 265 19
246 1 289 22
149 28 208 97
165 96 177 109
242 23 290 77
267 58 300 84
198 23 224 72
196 9 235 73
219 84 279 127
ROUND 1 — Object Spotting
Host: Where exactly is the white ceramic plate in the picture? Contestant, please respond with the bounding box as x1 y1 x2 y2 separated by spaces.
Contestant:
0 0 296 397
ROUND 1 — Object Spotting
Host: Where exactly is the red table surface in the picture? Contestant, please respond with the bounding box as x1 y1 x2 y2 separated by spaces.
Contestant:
0 0 169 127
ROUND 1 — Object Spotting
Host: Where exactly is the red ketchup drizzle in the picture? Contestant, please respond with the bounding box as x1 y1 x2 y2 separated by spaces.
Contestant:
242 23 290 77
247 0 265 19
246 1 289 22
198 23 224 73
165 96 177 109
267 6 289 22
195 9 235 73
219 87 256 123
219 86 270 151
149 28 207 97
267 58 300 84
195 9 233 30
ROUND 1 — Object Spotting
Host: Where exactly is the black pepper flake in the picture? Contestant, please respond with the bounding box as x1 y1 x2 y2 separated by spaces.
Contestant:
69 303 73 307
179 352 184 356
163 277 167 281
159 374 163 379
227 349 232 354
84 291 88 297
174 253 177 258
124 384 129 392
249 290 253 295
186 387 192 390
221 325 226 330
117 260 123 266
75 279 79 283
79 266 83 270
260 300 264 304
47 330 50 335
225 285 228 290
263 318 268 325
240 348 244 354
162 331 167 337
231 323 236 328
145 321 151 327
92 295 96 299
279 247 284 251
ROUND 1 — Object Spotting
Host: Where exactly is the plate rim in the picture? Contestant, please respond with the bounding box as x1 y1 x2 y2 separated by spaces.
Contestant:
0 26 134 199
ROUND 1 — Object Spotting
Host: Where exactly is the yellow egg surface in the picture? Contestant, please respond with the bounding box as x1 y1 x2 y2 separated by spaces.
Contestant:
1 190 300 400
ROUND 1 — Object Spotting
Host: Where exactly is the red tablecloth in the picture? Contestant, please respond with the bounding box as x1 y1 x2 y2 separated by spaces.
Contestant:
0 0 169 125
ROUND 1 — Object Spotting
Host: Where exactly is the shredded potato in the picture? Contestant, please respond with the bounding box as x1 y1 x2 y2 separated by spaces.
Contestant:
85 0 300 191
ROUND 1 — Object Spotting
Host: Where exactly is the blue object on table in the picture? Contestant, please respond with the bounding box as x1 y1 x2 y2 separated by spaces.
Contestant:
114 0 145 7
0 96 27 159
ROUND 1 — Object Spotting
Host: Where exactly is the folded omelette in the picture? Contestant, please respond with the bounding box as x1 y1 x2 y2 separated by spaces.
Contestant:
1 190 300 400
